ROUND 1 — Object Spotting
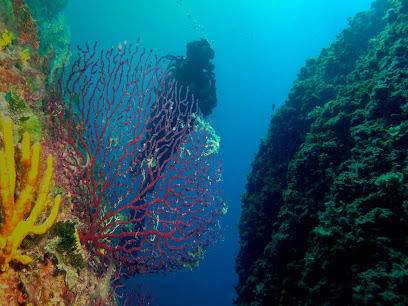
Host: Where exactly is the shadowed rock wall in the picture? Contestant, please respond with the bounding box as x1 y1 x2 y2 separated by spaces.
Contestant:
235 0 408 304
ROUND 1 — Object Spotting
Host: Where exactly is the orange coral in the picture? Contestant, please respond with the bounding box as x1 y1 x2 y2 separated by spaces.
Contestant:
14 3 40 51
0 255 73 304
0 66 22 92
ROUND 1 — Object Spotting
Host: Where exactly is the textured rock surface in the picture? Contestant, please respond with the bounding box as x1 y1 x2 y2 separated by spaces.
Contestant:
235 0 408 304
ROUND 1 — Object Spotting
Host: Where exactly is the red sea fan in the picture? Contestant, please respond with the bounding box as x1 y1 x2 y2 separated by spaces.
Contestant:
47 41 227 279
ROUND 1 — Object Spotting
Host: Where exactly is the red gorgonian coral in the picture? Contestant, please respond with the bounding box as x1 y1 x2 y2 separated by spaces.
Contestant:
48 41 226 278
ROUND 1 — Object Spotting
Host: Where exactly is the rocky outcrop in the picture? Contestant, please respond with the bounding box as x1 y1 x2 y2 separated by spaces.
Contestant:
235 0 408 304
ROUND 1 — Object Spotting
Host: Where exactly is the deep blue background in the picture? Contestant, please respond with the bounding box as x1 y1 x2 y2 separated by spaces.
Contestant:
64 1 373 305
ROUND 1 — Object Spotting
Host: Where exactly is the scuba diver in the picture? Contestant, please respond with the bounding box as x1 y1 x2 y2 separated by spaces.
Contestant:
161 38 217 117
139 38 217 176
119 39 217 261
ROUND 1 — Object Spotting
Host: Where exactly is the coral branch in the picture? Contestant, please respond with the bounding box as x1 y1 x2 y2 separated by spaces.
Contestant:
25 89 44 107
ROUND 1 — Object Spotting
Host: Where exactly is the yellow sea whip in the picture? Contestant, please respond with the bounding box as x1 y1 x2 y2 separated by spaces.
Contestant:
0 116 61 271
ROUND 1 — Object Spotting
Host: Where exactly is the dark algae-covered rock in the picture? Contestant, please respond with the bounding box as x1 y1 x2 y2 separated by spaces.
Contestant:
235 0 408 304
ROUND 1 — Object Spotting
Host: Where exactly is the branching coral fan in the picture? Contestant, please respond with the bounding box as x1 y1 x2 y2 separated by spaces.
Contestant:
0 115 61 271
48 42 226 278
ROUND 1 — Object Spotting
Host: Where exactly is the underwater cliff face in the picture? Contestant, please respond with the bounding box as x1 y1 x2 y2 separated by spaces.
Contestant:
235 0 408 304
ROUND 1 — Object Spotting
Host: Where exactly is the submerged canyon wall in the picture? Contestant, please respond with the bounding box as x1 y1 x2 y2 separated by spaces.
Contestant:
236 0 408 304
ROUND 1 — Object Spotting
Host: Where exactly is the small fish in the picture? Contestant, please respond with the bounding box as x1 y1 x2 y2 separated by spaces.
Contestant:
272 103 276 112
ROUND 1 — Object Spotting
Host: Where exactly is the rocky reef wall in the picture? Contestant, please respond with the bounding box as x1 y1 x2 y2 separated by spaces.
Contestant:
236 0 408 304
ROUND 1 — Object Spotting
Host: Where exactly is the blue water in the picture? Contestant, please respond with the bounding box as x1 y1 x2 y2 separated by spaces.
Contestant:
64 0 373 305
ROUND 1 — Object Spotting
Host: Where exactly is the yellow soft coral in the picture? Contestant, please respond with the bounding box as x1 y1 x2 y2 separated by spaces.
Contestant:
0 116 61 271
0 29 15 50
